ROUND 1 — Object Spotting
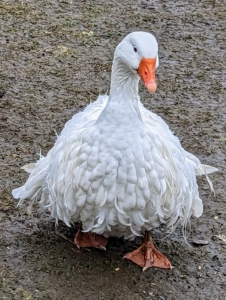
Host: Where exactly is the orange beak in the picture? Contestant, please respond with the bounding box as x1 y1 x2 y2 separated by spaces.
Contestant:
137 58 157 94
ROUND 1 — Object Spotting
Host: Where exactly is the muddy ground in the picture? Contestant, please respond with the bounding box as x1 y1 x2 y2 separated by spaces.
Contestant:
0 0 226 299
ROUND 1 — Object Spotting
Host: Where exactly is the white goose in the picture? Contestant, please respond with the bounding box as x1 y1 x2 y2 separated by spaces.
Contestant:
12 32 218 271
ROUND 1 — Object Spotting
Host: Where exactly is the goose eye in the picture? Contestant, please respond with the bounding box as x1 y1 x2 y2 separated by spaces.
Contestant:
133 47 137 53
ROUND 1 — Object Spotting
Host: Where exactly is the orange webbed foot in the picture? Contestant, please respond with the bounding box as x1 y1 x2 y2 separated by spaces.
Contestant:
124 231 172 271
74 229 108 251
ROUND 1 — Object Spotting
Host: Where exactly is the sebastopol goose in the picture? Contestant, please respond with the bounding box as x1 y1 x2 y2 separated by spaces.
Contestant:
12 31 218 271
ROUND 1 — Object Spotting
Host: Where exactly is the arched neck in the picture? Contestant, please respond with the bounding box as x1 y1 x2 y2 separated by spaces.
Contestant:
96 57 143 125
109 57 140 101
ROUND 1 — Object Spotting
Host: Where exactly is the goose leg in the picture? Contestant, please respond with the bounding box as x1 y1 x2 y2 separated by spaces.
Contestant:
74 229 108 251
123 231 172 271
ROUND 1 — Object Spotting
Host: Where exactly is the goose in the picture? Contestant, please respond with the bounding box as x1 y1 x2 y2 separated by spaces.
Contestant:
12 31 218 271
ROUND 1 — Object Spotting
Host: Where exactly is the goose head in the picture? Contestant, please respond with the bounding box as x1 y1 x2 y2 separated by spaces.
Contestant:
113 31 159 94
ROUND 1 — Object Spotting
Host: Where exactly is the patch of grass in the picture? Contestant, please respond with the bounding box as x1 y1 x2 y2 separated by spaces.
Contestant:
220 137 226 142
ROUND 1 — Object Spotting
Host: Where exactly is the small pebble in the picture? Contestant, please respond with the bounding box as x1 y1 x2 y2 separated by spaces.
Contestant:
192 239 209 245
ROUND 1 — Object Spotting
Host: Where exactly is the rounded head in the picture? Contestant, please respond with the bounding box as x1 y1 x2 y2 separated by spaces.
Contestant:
115 31 159 93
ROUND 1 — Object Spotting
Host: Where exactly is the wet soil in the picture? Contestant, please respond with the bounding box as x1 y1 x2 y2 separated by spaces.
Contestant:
0 0 226 299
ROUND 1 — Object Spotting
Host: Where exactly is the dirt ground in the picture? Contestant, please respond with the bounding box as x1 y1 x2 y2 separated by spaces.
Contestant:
0 0 226 299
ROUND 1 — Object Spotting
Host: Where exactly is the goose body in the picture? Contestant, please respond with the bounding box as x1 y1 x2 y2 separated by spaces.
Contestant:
13 32 217 267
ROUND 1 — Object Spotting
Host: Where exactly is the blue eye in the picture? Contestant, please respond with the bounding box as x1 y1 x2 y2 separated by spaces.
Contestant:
133 46 137 53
